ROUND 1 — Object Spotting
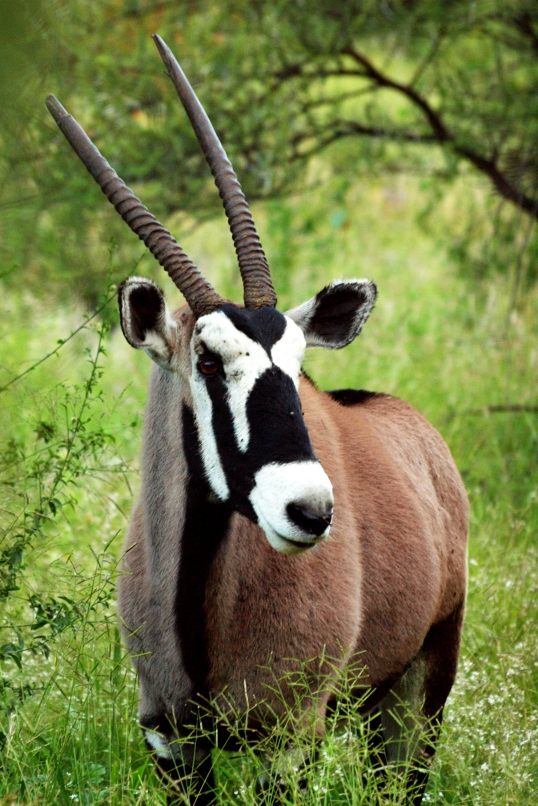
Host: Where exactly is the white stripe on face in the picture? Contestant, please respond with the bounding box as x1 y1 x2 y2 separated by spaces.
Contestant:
188 349 230 500
189 310 334 550
271 316 306 388
190 312 306 465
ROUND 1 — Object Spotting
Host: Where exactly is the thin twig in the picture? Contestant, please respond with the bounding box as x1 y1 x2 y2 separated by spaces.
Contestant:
410 29 446 87
0 291 115 395
0 246 149 394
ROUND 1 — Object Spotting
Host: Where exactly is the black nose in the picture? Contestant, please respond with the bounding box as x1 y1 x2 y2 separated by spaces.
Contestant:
286 503 333 537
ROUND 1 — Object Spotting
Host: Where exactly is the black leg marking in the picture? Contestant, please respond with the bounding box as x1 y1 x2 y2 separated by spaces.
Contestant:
407 602 465 805
422 601 465 725
356 603 465 805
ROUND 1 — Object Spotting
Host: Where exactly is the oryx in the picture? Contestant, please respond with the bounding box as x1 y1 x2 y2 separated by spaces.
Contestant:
47 34 468 806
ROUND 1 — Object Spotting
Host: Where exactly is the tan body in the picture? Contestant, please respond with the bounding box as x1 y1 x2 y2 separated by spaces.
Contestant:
119 310 468 741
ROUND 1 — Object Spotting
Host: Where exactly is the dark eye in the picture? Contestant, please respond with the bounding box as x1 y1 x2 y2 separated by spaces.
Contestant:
198 357 221 376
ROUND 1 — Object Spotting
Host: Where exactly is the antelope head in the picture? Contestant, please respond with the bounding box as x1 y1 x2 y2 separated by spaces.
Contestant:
47 36 376 554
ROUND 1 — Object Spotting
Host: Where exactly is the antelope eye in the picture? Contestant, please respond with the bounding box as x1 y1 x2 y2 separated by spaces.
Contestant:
198 357 221 376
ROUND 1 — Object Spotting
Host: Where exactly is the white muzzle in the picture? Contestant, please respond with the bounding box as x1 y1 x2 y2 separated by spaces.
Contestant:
249 460 334 554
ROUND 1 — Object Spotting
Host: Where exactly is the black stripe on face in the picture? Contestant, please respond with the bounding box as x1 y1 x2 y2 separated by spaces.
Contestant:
245 368 314 465
218 303 287 354
203 366 316 505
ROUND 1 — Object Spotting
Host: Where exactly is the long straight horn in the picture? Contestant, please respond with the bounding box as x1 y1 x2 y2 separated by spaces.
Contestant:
46 95 223 318
153 35 277 310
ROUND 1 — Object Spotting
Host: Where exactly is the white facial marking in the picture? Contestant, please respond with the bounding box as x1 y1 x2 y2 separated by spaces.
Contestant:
188 361 230 500
189 313 232 499
271 317 306 389
249 461 334 555
191 311 270 459
188 311 335 554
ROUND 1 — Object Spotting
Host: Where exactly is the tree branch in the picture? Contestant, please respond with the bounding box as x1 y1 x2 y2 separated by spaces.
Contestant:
299 86 378 114
275 47 538 216
341 46 451 142
290 120 437 161
332 46 538 217
410 29 446 87
455 145 538 217
275 66 368 82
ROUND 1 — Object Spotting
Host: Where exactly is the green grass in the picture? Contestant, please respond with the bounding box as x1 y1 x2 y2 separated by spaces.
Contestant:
1 170 537 804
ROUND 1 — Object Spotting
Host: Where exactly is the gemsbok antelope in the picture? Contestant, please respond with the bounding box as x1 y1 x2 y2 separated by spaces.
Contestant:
47 35 468 806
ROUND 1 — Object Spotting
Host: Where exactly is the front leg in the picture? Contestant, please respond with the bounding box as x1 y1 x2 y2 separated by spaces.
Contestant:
160 751 215 806
255 741 321 804
144 721 216 805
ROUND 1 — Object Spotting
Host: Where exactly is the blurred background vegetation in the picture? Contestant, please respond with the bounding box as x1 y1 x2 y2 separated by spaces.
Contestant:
1 1 538 804
3 0 538 305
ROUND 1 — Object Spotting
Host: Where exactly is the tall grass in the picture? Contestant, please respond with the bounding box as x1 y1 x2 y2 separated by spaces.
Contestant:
1 171 537 804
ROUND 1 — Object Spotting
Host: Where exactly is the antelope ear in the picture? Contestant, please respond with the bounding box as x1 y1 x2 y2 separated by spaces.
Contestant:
118 277 178 369
285 280 377 349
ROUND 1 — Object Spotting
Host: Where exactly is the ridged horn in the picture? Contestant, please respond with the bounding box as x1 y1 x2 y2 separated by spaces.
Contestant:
153 35 277 310
46 94 223 318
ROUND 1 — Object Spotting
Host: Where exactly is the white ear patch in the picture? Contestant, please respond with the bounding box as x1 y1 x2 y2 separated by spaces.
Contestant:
272 317 306 389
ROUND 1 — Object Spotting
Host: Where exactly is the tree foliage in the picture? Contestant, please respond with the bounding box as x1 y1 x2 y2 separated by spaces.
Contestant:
2 0 538 302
